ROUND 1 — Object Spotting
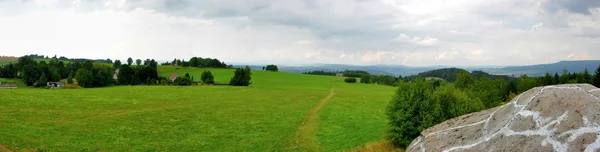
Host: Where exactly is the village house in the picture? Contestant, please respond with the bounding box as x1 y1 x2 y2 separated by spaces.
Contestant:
169 73 179 82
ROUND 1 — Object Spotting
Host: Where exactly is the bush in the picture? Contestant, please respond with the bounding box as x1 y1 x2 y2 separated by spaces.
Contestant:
230 66 252 86
67 73 74 84
266 64 278 72
174 77 193 86
386 79 484 148
201 71 215 84
344 77 357 83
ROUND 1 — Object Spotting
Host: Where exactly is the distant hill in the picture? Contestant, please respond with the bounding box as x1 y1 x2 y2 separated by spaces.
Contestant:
483 60 600 76
406 68 515 82
238 64 447 76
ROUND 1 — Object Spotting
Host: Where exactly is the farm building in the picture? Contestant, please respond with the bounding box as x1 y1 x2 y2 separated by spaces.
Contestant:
336 73 344 77
0 82 17 88
47 82 65 88
169 73 179 81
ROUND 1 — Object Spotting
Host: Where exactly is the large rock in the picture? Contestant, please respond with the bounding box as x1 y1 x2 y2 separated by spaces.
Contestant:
406 84 600 152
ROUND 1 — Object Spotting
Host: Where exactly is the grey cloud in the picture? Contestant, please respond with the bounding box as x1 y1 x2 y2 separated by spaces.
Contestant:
544 0 600 14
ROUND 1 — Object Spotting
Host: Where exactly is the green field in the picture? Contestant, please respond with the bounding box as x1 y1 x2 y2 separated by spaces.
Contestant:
0 66 395 151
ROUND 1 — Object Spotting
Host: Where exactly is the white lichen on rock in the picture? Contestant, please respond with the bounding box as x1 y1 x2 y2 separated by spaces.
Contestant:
406 84 600 152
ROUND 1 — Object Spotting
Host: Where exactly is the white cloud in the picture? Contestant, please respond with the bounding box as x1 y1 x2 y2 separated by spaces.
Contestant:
0 0 599 66
390 33 439 47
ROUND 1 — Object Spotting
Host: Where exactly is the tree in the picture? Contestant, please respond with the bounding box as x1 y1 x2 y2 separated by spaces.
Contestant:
82 60 93 70
113 60 122 69
517 74 538 93
21 64 40 86
387 79 484 148
201 71 215 84
75 68 93 88
37 72 48 87
594 65 600 87
262 67 265 70
360 75 371 83
387 79 436 148
185 73 190 79
230 66 252 86
174 77 193 86
127 57 133 66
67 72 74 84
265 65 278 72
136 59 142 66
344 77 357 83
583 69 591 84
118 65 135 85
455 71 474 89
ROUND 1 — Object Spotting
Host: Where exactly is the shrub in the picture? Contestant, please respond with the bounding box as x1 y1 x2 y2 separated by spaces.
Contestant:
230 66 252 86
174 77 193 86
201 71 215 84
67 73 74 84
344 77 357 83
266 65 278 72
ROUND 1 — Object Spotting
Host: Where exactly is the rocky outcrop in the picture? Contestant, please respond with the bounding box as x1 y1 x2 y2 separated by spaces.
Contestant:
406 84 600 152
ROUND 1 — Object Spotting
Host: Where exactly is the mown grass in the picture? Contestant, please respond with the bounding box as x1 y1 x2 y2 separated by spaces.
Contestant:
0 66 396 151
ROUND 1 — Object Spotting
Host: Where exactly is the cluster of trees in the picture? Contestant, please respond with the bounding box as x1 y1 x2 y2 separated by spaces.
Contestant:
264 65 278 72
360 74 401 86
406 68 513 82
0 56 116 88
303 70 370 78
386 66 600 148
344 77 357 83
116 64 159 86
162 57 230 68
23 54 115 63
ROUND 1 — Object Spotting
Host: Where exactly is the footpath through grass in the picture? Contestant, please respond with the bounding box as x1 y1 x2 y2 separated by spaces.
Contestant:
0 66 395 151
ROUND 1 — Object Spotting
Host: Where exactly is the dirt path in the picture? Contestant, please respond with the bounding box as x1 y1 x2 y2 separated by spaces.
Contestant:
294 87 335 151
0 144 13 152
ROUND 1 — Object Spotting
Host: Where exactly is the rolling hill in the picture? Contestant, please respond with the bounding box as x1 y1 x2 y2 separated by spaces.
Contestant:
0 66 396 151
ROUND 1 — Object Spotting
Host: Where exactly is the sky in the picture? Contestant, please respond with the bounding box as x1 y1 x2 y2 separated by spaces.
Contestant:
0 0 599 66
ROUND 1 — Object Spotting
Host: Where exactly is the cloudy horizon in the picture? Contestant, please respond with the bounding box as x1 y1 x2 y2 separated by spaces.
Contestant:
0 0 599 66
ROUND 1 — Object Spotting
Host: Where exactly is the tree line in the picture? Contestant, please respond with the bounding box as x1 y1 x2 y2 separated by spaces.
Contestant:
303 70 370 78
386 66 600 148
161 57 231 68
0 56 253 88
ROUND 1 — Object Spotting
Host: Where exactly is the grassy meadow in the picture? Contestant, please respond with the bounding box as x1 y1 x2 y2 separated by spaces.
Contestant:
0 66 396 151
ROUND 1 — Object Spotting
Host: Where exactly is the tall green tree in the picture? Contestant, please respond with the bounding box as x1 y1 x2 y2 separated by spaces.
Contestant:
37 72 47 87
127 57 133 66
455 71 474 89
75 68 93 88
113 60 122 69
230 66 252 86
201 71 215 84
118 65 135 85
517 74 538 93
360 75 371 84
21 64 40 86
594 65 600 87
67 72 74 84
386 79 436 148
136 59 142 66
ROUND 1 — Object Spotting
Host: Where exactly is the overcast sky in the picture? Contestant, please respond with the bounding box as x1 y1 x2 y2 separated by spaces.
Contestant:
0 0 599 66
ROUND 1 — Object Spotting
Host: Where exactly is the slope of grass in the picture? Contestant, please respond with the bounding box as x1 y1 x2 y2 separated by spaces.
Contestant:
317 82 395 151
0 66 396 151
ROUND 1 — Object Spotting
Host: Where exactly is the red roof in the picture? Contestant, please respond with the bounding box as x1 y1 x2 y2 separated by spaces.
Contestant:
169 73 179 80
